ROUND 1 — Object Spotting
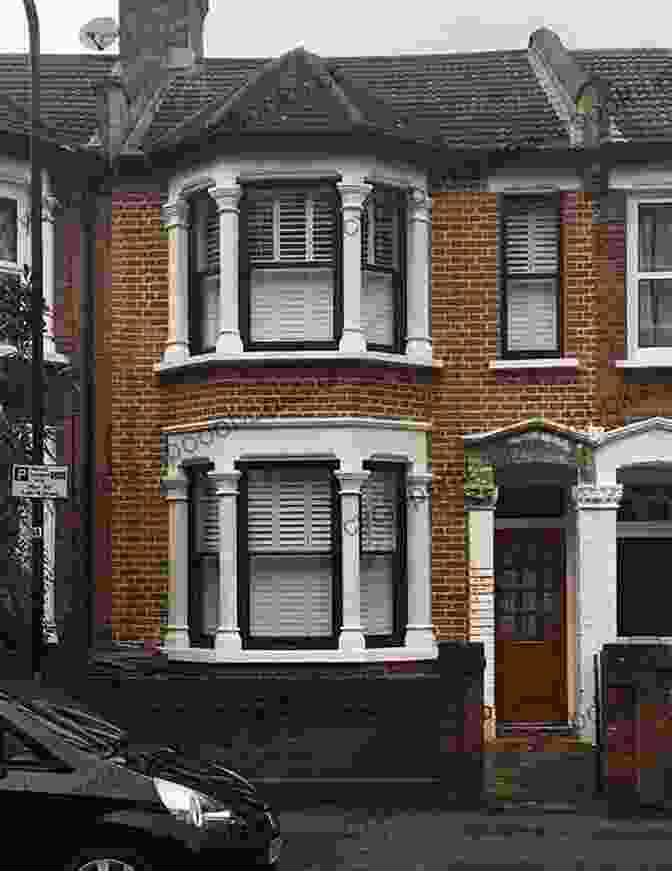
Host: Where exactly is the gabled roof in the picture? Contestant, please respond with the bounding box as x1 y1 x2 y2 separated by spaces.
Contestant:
1 44 672 155
149 46 441 151
147 48 566 153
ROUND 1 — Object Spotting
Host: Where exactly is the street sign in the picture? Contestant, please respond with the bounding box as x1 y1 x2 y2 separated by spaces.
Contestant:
11 465 69 499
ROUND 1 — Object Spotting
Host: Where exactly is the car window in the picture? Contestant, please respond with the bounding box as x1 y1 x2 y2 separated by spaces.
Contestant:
0 724 52 768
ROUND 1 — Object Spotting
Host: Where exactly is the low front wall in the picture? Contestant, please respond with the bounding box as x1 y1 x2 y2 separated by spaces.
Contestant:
41 640 485 808
601 644 672 811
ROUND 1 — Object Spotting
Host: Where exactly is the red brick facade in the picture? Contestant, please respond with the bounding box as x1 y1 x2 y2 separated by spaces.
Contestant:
97 182 672 644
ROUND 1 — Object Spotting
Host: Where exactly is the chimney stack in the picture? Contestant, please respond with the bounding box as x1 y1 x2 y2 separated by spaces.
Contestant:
97 1 209 158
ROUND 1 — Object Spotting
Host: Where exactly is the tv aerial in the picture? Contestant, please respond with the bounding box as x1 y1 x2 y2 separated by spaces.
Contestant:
79 17 119 52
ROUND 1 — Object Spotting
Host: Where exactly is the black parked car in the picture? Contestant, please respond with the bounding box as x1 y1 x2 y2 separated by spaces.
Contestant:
0 681 283 870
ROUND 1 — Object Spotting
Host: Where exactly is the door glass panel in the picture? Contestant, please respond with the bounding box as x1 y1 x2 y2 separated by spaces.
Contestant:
521 590 537 610
521 568 537 587
519 613 537 639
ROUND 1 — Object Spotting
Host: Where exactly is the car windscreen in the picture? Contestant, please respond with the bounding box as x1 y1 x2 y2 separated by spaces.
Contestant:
9 698 127 756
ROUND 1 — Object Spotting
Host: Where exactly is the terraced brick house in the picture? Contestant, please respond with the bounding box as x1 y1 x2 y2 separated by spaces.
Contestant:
3 0 672 744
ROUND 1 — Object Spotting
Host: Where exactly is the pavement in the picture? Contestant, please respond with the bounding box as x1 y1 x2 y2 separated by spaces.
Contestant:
276 798 672 869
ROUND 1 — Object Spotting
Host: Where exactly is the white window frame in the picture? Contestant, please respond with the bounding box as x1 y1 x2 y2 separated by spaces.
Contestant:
626 194 672 364
0 183 28 277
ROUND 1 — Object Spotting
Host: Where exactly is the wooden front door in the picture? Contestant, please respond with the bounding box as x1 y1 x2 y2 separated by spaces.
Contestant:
495 528 567 723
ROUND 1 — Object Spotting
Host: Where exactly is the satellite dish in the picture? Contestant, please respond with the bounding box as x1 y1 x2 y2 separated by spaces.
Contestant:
79 17 119 52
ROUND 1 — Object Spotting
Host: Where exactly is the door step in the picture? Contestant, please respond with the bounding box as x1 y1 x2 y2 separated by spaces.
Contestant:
497 721 576 738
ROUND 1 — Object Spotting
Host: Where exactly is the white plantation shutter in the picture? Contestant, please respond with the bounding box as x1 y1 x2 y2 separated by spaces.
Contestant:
360 468 398 636
248 467 333 637
195 474 220 553
506 277 558 352
250 268 333 342
247 189 336 342
363 271 395 346
201 273 219 349
361 192 399 347
505 198 559 352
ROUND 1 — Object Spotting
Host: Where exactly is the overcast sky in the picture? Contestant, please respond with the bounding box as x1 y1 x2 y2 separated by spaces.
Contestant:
1 1 668 57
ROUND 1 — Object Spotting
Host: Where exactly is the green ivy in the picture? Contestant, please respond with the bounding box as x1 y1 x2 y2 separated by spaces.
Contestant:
464 450 497 500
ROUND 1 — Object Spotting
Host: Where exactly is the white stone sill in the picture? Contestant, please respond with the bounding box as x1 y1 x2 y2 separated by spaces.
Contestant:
155 350 443 375
162 646 439 663
612 359 672 369
489 358 578 370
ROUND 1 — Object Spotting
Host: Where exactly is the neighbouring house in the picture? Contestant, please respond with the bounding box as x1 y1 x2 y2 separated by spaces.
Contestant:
2 0 672 745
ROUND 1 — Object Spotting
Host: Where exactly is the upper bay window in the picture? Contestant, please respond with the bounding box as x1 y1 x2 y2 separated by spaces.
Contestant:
241 185 339 349
361 187 406 351
502 195 561 358
182 180 411 358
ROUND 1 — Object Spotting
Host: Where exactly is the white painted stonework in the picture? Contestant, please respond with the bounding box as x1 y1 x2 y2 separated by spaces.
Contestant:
466 416 672 739
161 416 436 663
159 153 435 371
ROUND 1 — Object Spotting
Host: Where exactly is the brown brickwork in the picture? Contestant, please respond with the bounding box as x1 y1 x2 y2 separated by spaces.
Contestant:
108 190 169 642
102 180 672 646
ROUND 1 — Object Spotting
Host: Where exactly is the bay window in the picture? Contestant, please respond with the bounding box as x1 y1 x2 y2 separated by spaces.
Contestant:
502 195 560 357
239 463 339 646
189 191 220 354
240 186 340 349
359 463 406 643
361 188 406 351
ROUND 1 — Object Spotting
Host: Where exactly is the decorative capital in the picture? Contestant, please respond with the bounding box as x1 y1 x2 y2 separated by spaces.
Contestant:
572 483 623 510
42 195 60 223
210 185 242 214
334 470 371 495
465 488 499 511
408 188 432 222
161 199 189 230
208 469 242 496
161 465 189 500
337 182 373 212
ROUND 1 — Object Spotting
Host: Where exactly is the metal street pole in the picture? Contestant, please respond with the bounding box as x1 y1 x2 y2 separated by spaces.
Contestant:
23 0 45 681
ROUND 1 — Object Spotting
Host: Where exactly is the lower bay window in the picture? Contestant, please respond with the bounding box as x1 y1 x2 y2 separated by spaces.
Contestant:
186 460 407 649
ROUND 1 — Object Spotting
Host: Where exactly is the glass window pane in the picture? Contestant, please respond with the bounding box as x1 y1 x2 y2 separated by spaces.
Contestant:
0 198 17 263
518 614 537 639
639 205 672 272
521 590 537 610
639 279 672 347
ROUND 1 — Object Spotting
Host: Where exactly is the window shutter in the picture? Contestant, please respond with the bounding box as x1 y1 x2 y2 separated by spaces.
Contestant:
363 271 394 346
248 196 275 263
250 268 333 342
506 277 558 352
196 474 220 553
360 468 398 636
248 467 333 637
206 198 219 271
201 273 219 349
505 201 558 274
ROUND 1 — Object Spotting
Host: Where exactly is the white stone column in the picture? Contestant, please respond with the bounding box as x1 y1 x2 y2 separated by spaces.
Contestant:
572 483 623 742
337 182 372 353
161 467 191 648
161 198 190 363
210 470 243 653
336 469 370 651
405 472 436 651
406 188 433 362
466 491 498 740
211 185 244 354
